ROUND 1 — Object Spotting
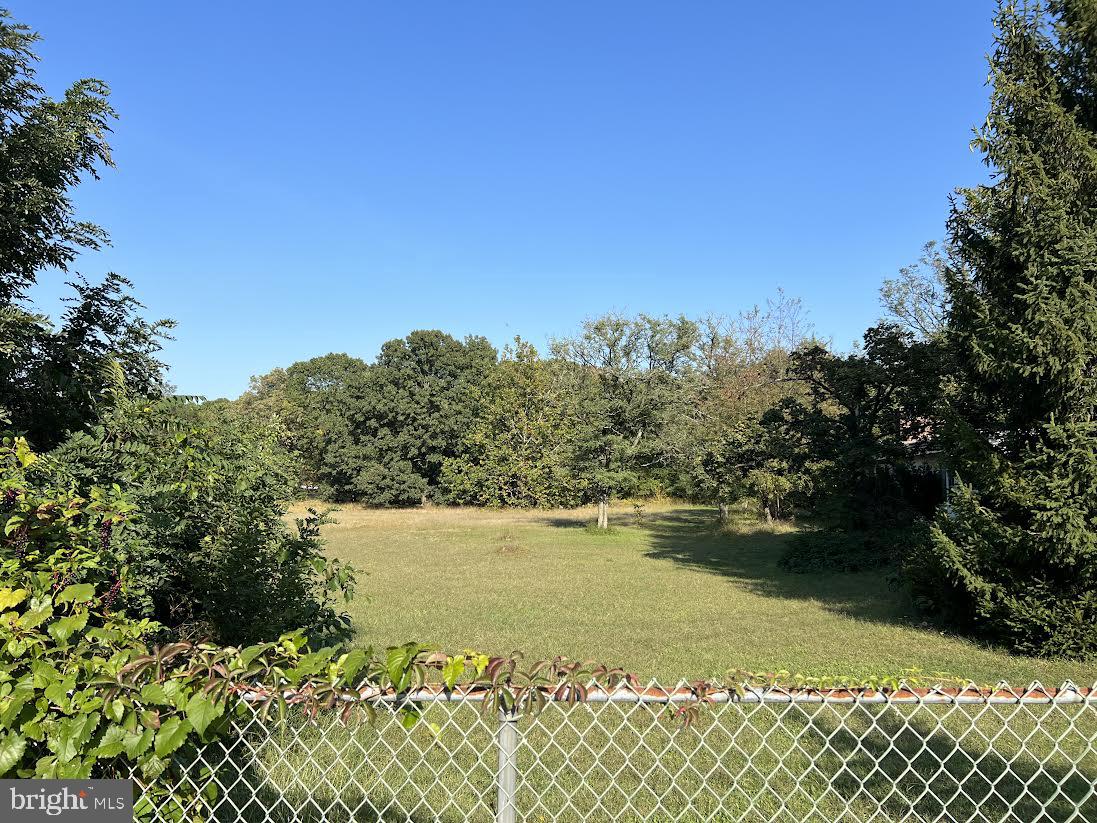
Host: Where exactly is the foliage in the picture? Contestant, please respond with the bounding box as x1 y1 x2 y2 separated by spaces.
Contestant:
0 274 174 451
664 296 813 521
0 440 432 814
239 334 497 506
256 353 371 499
0 13 173 452
780 523 930 574
37 394 356 646
767 324 941 535
911 0 1097 658
0 434 414 804
0 10 115 304
364 330 497 505
880 241 949 341
440 339 585 508
551 313 696 527
744 462 797 522
235 304 817 524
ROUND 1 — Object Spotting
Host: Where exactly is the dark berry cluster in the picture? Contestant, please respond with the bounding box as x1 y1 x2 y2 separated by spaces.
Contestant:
102 577 123 612
12 525 28 559
99 520 113 552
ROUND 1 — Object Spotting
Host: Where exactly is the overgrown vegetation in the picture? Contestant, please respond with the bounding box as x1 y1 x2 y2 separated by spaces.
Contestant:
0 5 366 792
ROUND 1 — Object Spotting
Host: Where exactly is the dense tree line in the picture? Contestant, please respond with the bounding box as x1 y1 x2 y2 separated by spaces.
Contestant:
233 296 829 519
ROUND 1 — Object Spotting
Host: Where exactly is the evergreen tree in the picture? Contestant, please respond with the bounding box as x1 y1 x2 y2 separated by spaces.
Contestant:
918 0 1097 657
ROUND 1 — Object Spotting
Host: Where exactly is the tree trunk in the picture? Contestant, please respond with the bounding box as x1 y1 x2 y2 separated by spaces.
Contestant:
597 497 609 529
764 504 773 524
718 502 729 524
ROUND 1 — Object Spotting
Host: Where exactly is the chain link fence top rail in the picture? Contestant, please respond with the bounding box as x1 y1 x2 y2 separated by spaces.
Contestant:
133 680 1097 823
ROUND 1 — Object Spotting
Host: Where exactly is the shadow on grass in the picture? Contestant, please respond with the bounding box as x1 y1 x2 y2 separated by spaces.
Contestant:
168 700 1097 823
799 701 1097 822
635 506 917 628
176 724 487 823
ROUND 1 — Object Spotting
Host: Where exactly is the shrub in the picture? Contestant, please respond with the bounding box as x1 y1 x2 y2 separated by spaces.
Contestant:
33 393 356 645
0 435 419 812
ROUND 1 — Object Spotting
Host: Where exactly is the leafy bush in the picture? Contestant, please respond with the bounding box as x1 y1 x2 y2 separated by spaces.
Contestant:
30 392 356 646
0 442 640 815
0 436 406 810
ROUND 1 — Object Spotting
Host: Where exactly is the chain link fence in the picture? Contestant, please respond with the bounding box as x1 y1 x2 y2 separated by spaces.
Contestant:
135 681 1097 822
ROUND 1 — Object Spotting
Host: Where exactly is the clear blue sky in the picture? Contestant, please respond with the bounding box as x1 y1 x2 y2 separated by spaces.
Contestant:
16 1 998 399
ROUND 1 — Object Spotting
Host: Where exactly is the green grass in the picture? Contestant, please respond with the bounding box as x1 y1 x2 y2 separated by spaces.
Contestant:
306 500 1097 686
190 698 1097 822
177 502 1097 821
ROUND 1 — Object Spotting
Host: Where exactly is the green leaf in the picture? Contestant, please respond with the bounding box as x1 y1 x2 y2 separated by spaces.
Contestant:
238 644 266 668
44 677 76 708
386 646 413 690
339 648 368 683
0 589 27 611
94 726 126 759
47 613 88 644
29 662 61 688
185 693 224 737
20 601 54 629
34 755 58 778
161 680 187 710
14 438 36 467
122 728 153 759
442 656 465 690
0 693 28 727
139 754 167 780
0 732 26 775
153 716 191 758
105 699 125 724
139 684 171 706
56 584 95 604
49 712 100 764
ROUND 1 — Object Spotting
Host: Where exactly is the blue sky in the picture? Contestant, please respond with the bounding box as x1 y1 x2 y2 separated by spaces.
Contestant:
16 1 998 399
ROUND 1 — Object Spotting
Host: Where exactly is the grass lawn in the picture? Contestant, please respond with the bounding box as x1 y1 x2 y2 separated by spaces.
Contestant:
301 500 1097 686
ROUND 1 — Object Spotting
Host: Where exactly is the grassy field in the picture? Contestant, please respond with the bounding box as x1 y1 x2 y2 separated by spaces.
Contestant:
193 697 1097 822
302 500 1097 686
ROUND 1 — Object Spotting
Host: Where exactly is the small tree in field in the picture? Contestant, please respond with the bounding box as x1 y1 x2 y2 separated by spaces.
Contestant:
913 0 1097 658
745 463 794 523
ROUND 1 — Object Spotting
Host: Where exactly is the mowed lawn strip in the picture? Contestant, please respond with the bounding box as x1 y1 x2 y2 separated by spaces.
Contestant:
299 502 1097 685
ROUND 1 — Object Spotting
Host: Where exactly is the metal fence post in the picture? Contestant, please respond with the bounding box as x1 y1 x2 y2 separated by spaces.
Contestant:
495 709 519 823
